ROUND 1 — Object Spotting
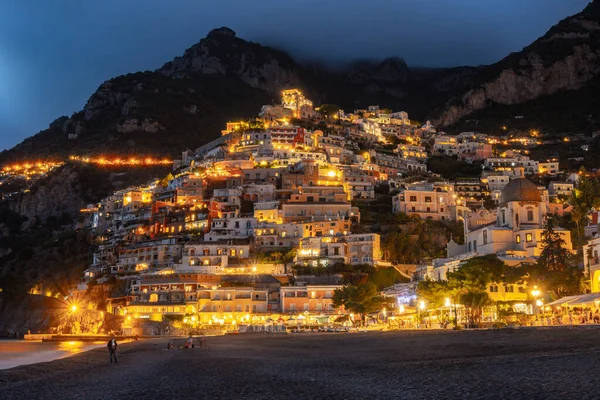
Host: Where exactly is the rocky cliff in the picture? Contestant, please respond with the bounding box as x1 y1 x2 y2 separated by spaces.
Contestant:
435 0 600 127
160 27 303 94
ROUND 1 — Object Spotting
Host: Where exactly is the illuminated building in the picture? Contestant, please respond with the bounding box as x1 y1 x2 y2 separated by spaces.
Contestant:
113 238 182 274
392 182 458 221
280 285 343 313
281 89 314 119
538 160 560 176
548 181 574 198
296 233 381 266
447 178 573 260
585 235 600 292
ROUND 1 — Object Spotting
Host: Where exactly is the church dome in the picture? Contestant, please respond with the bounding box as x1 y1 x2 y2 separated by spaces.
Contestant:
501 178 541 203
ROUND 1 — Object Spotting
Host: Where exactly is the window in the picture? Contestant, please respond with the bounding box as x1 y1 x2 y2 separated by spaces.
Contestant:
409 196 417 202
516 235 521 244
505 285 514 293
468 242 472 252
526 233 533 242
489 285 498 293
527 208 534 222
501 210 506 225
483 230 488 245
425 196 432 203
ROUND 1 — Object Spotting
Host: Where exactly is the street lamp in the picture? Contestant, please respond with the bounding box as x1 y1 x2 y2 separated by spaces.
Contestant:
531 285 541 322
70 305 77 312
418 300 426 329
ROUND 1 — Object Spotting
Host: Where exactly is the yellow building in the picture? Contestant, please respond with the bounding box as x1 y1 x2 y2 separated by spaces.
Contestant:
281 89 313 118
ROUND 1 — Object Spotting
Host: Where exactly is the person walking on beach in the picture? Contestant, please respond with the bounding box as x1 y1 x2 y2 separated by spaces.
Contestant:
107 336 118 364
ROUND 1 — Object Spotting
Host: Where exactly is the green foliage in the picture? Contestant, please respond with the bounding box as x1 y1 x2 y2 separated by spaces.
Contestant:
380 219 464 264
427 156 483 180
570 168 600 239
369 267 410 290
537 218 572 272
318 104 342 119
159 173 174 188
0 225 92 297
332 282 392 319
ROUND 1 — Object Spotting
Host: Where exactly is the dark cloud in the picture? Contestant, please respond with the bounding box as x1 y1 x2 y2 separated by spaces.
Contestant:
0 0 589 151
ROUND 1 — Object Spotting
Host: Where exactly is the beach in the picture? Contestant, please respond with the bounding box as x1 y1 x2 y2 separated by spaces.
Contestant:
1 327 600 399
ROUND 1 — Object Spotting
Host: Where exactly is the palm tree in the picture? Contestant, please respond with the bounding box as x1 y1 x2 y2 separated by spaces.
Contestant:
458 290 491 328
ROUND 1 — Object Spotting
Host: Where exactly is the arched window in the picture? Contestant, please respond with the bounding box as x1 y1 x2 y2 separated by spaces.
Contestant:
189 248 195 256
526 208 534 222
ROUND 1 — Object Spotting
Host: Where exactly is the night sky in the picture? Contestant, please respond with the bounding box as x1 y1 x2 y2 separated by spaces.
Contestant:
0 0 590 151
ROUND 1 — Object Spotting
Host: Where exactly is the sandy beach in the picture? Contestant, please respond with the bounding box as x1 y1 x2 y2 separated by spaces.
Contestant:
1 327 600 399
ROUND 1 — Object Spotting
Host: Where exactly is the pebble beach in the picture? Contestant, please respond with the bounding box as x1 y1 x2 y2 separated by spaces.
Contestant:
1 327 600 399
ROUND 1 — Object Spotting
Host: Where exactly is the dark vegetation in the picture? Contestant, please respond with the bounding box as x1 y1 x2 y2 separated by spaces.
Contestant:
427 156 483 180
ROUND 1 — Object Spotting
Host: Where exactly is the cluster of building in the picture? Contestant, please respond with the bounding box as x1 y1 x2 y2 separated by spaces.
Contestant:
0 161 64 200
71 87 600 331
82 90 407 331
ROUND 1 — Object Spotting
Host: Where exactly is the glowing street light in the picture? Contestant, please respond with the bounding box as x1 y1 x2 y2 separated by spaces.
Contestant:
71 305 77 312
531 285 542 318
417 300 426 329
535 299 543 307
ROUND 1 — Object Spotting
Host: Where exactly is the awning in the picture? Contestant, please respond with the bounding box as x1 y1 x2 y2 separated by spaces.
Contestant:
563 293 600 306
547 293 600 307
546 295 580 306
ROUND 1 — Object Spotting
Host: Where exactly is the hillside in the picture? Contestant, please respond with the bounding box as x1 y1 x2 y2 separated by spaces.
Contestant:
435 0 600 130
0 28 472 165
0 72 270 164
3 2 600 166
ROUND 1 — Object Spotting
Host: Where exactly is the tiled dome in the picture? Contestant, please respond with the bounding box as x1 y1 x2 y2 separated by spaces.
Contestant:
501 178 541 203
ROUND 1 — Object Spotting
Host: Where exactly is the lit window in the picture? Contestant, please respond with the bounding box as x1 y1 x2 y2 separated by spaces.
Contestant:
526 233 533 242
516 235 521 244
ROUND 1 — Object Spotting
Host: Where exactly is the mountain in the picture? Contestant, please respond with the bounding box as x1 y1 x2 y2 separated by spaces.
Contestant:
0 28 470 165
2 1 600 166
435 0 600 130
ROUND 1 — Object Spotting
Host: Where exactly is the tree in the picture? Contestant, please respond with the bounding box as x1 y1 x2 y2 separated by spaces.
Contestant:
458 290 491 327
158 173 174 187
318 104 341 119
417 255 523 327
537 218 571 272
332 282 391 325
570 168 600 239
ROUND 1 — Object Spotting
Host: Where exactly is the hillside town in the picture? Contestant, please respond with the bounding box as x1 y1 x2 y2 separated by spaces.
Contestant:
56 89 600 335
